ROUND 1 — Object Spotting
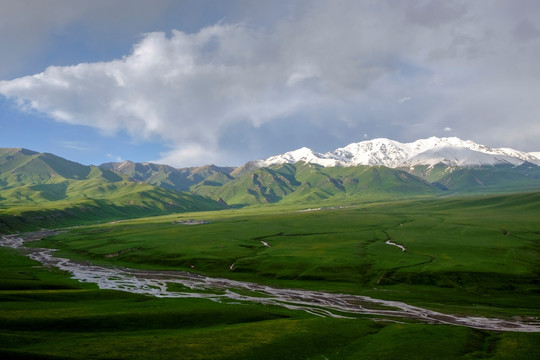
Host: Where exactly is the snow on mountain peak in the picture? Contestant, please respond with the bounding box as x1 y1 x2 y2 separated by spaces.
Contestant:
258 137 540 168
529 152 540 160
257 147 340 167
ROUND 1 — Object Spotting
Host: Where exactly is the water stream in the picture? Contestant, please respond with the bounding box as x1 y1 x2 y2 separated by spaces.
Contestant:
2 232 539 332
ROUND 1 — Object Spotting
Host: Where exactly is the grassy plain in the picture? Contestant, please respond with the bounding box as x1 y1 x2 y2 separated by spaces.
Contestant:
1 192 540 358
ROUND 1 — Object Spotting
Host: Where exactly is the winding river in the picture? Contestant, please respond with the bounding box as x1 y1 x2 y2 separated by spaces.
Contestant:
2 232 539 332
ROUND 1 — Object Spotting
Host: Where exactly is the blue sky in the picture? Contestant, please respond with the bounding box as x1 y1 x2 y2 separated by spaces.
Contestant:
1 0 539 167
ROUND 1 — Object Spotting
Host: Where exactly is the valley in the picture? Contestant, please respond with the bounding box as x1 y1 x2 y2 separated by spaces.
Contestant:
2 231 539 332
2 1 539 358
1 139 540 359
1 193 540 359
2 137 540 234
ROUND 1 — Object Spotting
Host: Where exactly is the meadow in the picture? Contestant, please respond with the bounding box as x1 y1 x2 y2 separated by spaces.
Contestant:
1 192 540 359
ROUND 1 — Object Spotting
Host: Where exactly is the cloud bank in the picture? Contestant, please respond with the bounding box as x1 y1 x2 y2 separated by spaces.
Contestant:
1 0 540 166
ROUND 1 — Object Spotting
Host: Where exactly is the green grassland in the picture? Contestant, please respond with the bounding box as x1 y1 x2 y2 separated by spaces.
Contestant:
0 186 224 234
1 247 539 359
40 193 540 296
2 192 540 358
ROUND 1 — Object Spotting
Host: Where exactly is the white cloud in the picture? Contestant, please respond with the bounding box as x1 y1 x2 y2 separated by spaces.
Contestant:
0 23 333 165
443 127 452 132
398 97 412 104
60 141 89 151
106 153 123 162
1 0 540 164
155 144 226 167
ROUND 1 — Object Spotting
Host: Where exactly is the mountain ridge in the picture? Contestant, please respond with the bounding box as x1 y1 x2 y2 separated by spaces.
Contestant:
257 137 540 169
0 148 227 232
2 135 540 218
100 161 235 192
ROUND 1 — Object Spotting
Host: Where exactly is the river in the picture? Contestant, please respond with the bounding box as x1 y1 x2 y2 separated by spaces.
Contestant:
1 232 539 332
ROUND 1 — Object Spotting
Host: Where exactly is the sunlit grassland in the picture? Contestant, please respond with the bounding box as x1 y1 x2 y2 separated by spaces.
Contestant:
2 245 539 360
35 192 540 316
2 192 540 359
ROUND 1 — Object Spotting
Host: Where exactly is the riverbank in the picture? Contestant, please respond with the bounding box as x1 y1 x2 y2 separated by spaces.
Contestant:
2 231 539 332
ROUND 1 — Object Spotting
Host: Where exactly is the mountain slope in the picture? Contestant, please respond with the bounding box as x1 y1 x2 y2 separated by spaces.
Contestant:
436 163 540 193
100 161 235 191
253 137 540 195
193 162 443 206
0 148 226 232
96 137 540 201
0 148 92 187
3 134 540 219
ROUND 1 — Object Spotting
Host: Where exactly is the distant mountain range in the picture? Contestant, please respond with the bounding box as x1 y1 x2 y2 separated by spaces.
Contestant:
99 161 236 192
257 137 540 168
1 136 540 231
98 136 540 205
0 148 226 232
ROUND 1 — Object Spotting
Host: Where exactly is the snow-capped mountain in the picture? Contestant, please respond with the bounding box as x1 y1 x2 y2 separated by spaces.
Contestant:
257 137 540 168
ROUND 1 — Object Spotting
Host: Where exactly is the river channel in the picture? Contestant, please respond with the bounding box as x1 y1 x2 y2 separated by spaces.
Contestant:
2 232 539 332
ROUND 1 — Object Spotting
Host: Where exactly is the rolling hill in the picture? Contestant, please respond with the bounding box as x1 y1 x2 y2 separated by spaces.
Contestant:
0 148 226 232
191 162 444 206
100 161 235 192
2 135 540 230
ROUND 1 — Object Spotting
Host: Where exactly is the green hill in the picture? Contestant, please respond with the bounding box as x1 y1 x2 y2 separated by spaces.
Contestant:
0 148 226 232
435 163 540 193
0 148 91 186
193 162 444 206
100 161 194 191
100 161 235 191
403 162 540 193
3 147 540 231
99 155 540 206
